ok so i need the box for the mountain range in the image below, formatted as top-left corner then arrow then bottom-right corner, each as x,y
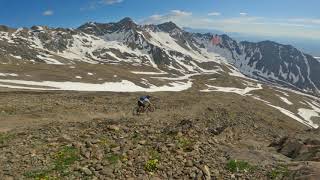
0,17 -> 319,96
1,17 -> 320,179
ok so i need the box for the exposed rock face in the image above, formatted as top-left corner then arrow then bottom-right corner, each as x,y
271,137 -> 320,161
288,162 -> 320,180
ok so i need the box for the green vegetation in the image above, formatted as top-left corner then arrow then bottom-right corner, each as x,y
226,159 -> 255,173
0,108 -> 17,115
268,164 -> 289,179
145,159 -> 159,172
132,132 -> 141,139
23,169 -> 56,180
106,153 -> 121,164
144,148 -> 161,173
0,133 -> 15,144
99,137 -> 109,145
53,146 -> 79,174
131,132 -> 143,145
25,146 -> 79,178
176,137 -> 193,152
99,136 -> 118,150
149,149 -> 161,161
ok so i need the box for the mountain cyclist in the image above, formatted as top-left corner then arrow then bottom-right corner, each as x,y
138,95 -> 152,112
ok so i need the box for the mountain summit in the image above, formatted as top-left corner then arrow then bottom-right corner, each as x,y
157,21 -> 181,32
116,17 -> 137,29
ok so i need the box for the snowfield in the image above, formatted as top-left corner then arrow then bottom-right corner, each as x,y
298,101 -> 320,126
200,84 -> 263,96
0,79 -> 192,92
298,108 -> 319,126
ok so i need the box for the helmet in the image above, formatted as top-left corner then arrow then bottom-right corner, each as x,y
146,95 -> 151,99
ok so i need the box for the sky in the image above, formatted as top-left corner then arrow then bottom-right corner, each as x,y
0,0 -> 320,41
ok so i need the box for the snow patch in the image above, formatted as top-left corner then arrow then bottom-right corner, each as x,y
298,109 -> 319,126
131,71 -> 168,75
298,101 -> 320,127
10,54 -> 22,59
0,73 -> 18,77
0,79 -> 192,92
37,55 -> 63,65
252,96 -> 318,128
277,95 -> 293,105
201,83 -> 262,96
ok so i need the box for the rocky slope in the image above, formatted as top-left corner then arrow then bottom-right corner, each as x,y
0,18 -> 319,94
0,91 -> 320,179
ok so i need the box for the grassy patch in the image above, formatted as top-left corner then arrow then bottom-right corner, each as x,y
109,143 -> 118,149
226,160 -> 255,173
145,159 -> 159,172
0,108 -> 17,115
149,149 -> 161,161
176,137 -> 193,152
106,153 -> 121,164
131,132 -> 143,144
99,136 -> 118,149
268,164 -> 289,180
24,146 -> 79,178
23,169 -> 56,180
132,132 -> 141,139
0,133 -> 15,144
99,137 -> 110,146
53,146 -> 79,175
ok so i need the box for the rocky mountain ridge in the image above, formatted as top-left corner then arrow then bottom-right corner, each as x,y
0,17 -> 319,95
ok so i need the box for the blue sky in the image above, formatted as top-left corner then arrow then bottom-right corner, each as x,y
0,0 -> 319,40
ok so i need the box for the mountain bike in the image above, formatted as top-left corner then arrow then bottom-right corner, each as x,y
132,103 -> 155,115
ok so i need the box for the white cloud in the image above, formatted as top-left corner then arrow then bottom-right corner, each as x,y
219,16 -> 263,24
43,10 -> 53,16
239,12 -> 248,16
208,12 -> 221,16
143,10 -> 192,24
170,10 -> 192,17
141,10 -> 320,40
288,18 -> 320,25
100,0 -> 123,5
147,13 -> 320,40
81,0 -> 123,10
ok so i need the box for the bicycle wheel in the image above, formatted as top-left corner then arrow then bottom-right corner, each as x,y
132,106 -> 139,116
146,105 -> 155,114
148,105 -> 155,112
